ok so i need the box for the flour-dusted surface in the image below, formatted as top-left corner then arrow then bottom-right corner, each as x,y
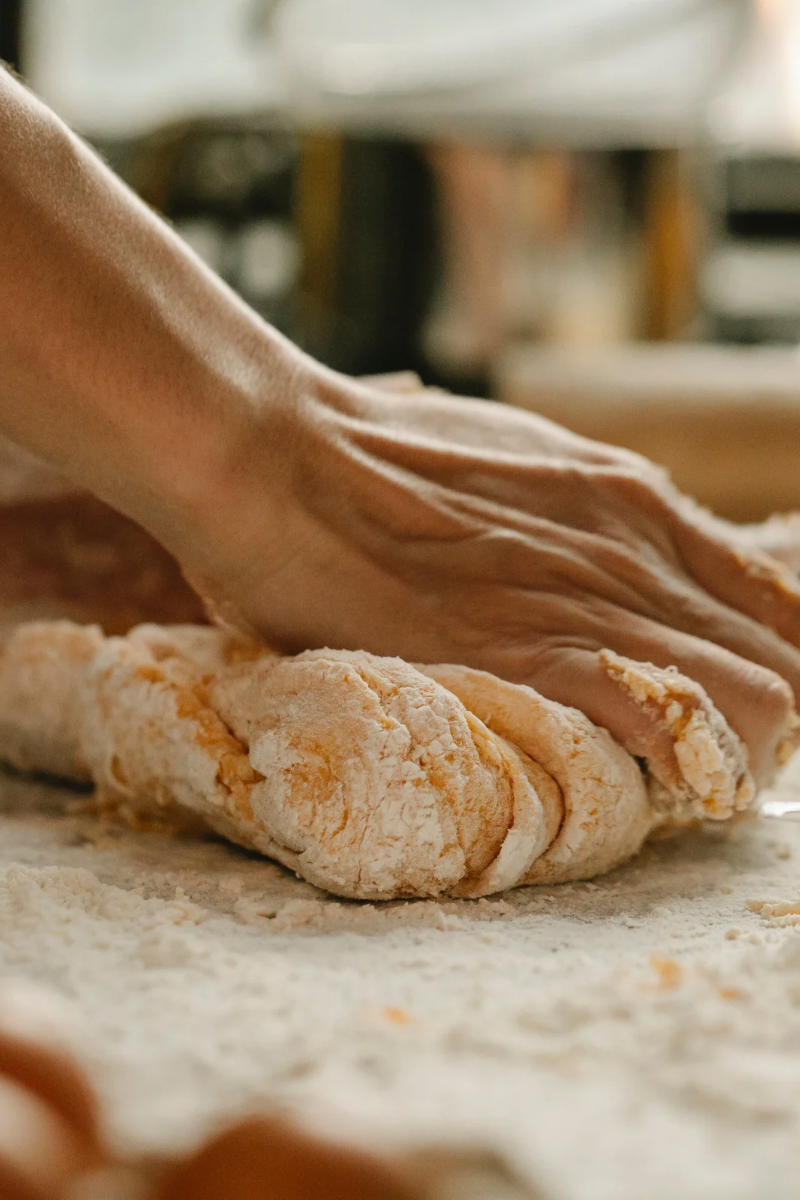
5,762 -> 800,1198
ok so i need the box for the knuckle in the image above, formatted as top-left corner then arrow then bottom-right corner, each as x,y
737,660 -> 793,714
762,671 -> 795,716
595,465 -> 672,514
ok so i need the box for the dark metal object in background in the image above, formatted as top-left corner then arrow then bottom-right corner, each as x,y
336,139 -> 437,380
95,121 -> 440,379
0,0 -> 23,72
703,153 -> 800,344
297,137 -> 438,379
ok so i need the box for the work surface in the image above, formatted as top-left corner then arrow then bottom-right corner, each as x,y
4,762 -> 800,1200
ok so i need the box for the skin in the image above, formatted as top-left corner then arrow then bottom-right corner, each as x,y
2,68 -> 800,789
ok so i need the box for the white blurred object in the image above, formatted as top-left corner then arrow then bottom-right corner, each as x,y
710,0 -> 800,149
174,218 -> 228,276
701,6 -> 800,338
236,218 -> 301,298
273,0 -> 748,144
24,0 -> 800,149
761,797 -> 800,819
702,243 -> 800,317
24,0 -> 287,137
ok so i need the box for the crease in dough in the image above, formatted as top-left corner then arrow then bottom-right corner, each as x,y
420,664 -> 653,886
205,648 -> 554,899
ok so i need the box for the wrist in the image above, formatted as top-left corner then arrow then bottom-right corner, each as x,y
142,337 -> 317,575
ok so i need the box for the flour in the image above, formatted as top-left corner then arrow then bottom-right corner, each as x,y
747,889 -> 800,925
4,761 -> 800,1198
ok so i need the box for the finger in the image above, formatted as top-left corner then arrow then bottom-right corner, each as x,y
409,483 -> 800,695
669,493 -> 800,573
726,512 -> 800,574
517,643 -> 679,765
669,508 -> 800,650
586,609 -> 798,784
513,642 -> 755,820
562,496 -> 800,722
359,371 -> 425,394
472,583 -> 798,784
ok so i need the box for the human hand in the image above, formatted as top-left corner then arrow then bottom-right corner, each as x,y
176,365 -> 800,790
6,63 -> 795,793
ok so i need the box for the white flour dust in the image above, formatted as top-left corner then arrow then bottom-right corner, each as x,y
4,758 -> 800,1198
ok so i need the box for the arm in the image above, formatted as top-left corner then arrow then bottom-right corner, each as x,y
0,67 -> 305,551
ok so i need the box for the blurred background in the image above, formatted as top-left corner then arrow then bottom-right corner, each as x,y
5,0 -> 800,522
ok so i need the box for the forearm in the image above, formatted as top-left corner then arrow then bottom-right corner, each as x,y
0,69 -> 307,549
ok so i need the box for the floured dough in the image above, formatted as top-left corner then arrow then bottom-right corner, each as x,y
0,620 -> 103,780
0,620 -> 780,899
422,664 -> 654,886
599,650 -> 755,820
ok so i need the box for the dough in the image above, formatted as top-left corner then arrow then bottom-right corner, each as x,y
598,650 -> 755,821
0,620 -> 778,899
0,437 -> 205,635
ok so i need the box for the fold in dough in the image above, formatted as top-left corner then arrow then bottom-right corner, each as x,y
0,620 -> 768,899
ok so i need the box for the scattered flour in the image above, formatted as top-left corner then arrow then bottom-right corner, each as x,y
6,760 -> 800,1198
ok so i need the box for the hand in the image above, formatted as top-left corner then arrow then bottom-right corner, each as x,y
172,365 -> 800,789
3,66 -> 797,790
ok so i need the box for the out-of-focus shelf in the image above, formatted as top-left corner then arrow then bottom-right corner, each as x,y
493,342 -> 800,521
